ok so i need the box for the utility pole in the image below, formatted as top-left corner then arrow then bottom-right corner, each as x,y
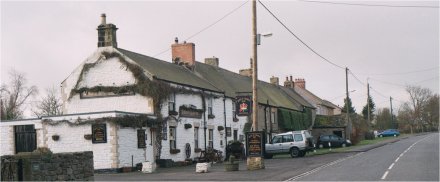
346,67 -> 351,140
367,81 -> 370,128
252,0 -> 258,132
390,97 -> 394,129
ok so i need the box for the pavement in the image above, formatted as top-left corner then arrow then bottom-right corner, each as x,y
94,133 -> 434,181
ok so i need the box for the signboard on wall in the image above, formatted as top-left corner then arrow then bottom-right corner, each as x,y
236,96 -> 252,116
245,131 -> 265,157
92,124 -> 107,143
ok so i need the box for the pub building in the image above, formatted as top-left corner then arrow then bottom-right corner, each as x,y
1,14 -> 322,171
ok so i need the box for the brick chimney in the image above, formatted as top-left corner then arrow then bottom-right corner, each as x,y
294,78 -> 306,89
239,58 -> 253,77
284,76 -> 294,88
172,38 -> 195,67
270,76 -> 279,85
97,14 -> 118,48
204,57 -> 219,67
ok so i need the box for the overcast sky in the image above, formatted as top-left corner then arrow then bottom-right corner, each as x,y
1,0 -> 438,118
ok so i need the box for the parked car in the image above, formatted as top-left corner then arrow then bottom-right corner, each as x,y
264,130 -> 314,159
378,129 -> 400,137
316,134 -> 351,148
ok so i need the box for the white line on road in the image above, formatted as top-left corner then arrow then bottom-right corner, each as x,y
284,152 -> 364,181
380,134 -> 434,180
388,163 -> 395,170
381,171 -> 389,180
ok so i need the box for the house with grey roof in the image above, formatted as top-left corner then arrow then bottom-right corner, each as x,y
1,14 -> 316,171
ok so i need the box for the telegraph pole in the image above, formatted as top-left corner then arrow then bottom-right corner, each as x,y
367,81 -> 370,127
251,0 -> 258,132
346,67 -> 351,140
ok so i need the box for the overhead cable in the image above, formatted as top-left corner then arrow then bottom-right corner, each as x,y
153,1 -> 249,58
258,0 -> 345,70
297,0 -> 439,9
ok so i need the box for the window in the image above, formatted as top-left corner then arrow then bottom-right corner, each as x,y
194,127 -> 199,149
208,97 -> 213,115
168,93 -> 175,112
283,135 -> 294,142
208,129 -> 214,149
271,111 -> 275,124
137,129 -> 146,148
233,129 -> 238,141
169,127 -> 176,149
272,136 -> 282,143
232,101 -> 236,119
294,134 -> 303,142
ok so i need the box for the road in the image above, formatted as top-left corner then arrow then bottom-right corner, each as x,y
292,133 -> 439,181
94,133 -> 439,181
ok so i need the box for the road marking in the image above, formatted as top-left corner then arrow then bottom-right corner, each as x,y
388,163 -> 395,170
284,152 -> 364,181
381,171 -> 389,180
380,134 -> 434,180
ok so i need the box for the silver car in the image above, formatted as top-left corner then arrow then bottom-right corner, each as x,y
264,130 -> 314,158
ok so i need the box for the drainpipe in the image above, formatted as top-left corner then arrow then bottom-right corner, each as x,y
202,91 -> 207,151
223,93 -> 227,150
264,100 -> 268,143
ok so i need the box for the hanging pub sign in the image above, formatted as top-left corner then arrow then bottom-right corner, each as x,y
245,131 -> 265,157
236,95 -> 252,116
92,124 -> 107,144
137,129 -> 146,148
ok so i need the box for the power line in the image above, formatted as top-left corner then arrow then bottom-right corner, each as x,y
258,0 -> 345,70
348,69 -> 367,86
357,66 -> 439,76
153,0 -> 249,58
297,0 -> 439,9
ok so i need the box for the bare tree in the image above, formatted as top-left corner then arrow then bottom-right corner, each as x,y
32,87 -> 63,117
376,108 -> 392,130
423,94 -> 439,131
0,69 -> 38,120
405,85 -> 432,133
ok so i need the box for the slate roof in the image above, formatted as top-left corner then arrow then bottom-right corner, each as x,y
117,48 -> 220,92
117,48 -> 312,111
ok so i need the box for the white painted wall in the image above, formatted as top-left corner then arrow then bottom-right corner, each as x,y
117,127 -> 152,168
0,120 -> 43,156
62,48 -> 153,115
45,122 -> 115,169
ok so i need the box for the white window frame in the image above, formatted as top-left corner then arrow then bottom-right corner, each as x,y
208,129 -> 214,149
168,93 -> 176,112
194,127 -> 199,149
169,127 -> 176,149
208,97 -> 213,115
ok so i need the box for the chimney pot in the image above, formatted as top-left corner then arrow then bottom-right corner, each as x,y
101,13 -> 106,25
175,37 -> 178,43
290,76 -> 293,81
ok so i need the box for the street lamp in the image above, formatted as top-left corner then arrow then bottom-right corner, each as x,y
257,32 -> 273,45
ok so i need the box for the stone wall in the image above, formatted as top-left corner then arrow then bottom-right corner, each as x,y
1,151 -> 94,181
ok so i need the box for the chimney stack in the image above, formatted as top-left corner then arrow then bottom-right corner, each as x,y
204,57 -> 219,67
171,38 -> 196,68
270,76 -> 279,85
284,76 -> 294,88
294,78 -> 306,89
97,13 -> 118,48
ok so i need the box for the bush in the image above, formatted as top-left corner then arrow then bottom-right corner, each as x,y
365,131 -> 375,140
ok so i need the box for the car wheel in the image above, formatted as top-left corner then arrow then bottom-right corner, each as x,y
379,135 -> 383,138
319,144 -> 324,149
394,134 -> 397,137
342,143 -> 347,148
290,148 -> 300,158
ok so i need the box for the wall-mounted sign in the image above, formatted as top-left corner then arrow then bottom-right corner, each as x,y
92,124 -> 107,143
246,131 -> 265,157
179,107 -> 203,119
137,129 -> 146,148
236,96 -> 252,116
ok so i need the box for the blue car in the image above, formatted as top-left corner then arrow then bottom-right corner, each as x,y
378,129 -> 400,137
